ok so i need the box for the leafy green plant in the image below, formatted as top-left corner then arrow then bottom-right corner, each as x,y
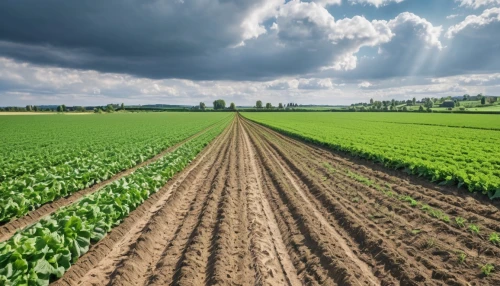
489,232 -> 500,245
469,224 -> 480,235
242,112 -> 500,198
481,264 -> 494,277
400,195 -> 418,207
0,118 -> 230,284
421,204 -> 431,212
0,113 -> 233,223
457,252 -> 467,264
322,162 -> 336,174
441,215 -> 450,223
455,217 -> 466,228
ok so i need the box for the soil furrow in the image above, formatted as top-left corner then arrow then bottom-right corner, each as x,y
242,116 -> 500,285
50,114 -> 500,286
239,119 -> 301,286
244,119 -> 382,286
52,119 -> 235,286
146,121 -> 237,286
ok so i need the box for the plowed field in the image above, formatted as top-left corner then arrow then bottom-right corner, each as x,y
41,114 -> 500,285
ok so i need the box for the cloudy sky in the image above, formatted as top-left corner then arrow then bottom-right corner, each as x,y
1,0 -> 499,106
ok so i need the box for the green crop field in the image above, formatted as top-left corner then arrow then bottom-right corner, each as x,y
242,112 -> 500,197
0,113 -> 232,223
0,113 -> 232,284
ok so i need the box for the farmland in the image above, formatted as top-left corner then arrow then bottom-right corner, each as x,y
1,112 -> 500,285
243,112 -> 500,197
0,113 -> 232,223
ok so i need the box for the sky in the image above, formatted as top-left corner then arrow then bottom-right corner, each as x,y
0,0 -> 500,107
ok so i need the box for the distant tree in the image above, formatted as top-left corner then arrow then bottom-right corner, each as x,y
424,98 -> 434,109
256,100 -> 263,109
94,107 -> 103,113
265,103 -> 273,109
121,103 -> 125,110
412,97 -> 416,105
455,100 -> 460,107
481,97 -> 486,105
419,105 -> 424,112
488,97 -> 496,104
213,99 -> 226,110
62,105 -> 67,112
199,102 -> 206,111
105,104 -> 115,113
57,105 -> 64,112
33,106 -> 39,112
229,102 -> 236,110
26,105 -> 32,112
463,94 -> 469,101
278,103 -> 283,109
402,106 -> 408,111
77,106 -> 86,112
370,98 -> 374,105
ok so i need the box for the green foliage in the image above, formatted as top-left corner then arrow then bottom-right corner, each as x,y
455,217 -> 466,228
256,100 -> 263,109
229,102 -> 236,110
105,104 -> 115,113
481,264 -> 494,276
0,113 -> 232,222
469,224 -> 480,235
213,99 -> 226,110
242,112 -> 500,198
0,116 -> 231,284
457,252 -> 467,264
489,232 -> 500,245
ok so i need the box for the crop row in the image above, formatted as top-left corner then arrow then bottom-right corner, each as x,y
0,113 -> 232,223
0,116 -> 231,285
242,113 -> 500,198
0,113 -> 230,182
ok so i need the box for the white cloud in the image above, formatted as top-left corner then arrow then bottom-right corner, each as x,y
358,81 -> 372,88
388,12 -> 442,50
240,0 -> 283,41
349,0 -> 404,8
276,1 -> 393,72
310,0 -> 342,7
458,0 -> 500,9
446,7 -> 500,38
446,14 -> 461,19
298,78 -> 335,89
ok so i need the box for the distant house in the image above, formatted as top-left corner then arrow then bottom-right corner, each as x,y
440,100 -> 455,108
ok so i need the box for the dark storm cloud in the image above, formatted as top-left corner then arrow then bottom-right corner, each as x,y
0,0 -> 395,81
0,0 -> 272,80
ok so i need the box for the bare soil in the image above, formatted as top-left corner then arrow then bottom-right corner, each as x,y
50,115 -> 500,285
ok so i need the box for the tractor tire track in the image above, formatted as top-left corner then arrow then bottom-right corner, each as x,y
52,114 -> 500,286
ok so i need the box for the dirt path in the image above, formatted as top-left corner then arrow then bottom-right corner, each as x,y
52,114 -> 500,286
